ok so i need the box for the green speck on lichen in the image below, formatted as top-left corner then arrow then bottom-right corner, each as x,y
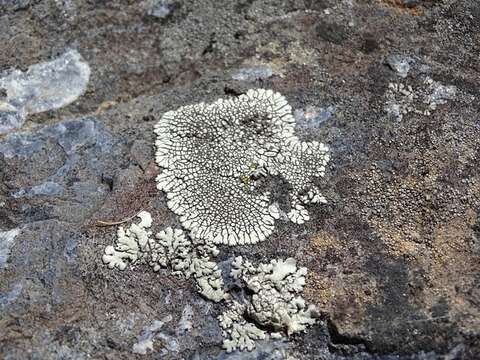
240,175 -> 250,190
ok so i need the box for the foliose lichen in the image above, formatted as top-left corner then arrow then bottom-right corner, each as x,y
384,77 -> 457,121
103,211 -> 153,271
218,301 -> 266,352
219,256 -> 317,352
102,212 -> 226,302
149,227 -> 226,302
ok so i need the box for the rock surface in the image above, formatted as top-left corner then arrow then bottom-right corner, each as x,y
0,0 -> 479,359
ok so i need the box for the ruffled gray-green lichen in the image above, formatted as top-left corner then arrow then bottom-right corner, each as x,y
219,256 -> 317,352
102,215 -> 318,352
149,227 -> 226,302
154,89 -> 330,245
103,211 -> 153,271
102,212 -> 226,302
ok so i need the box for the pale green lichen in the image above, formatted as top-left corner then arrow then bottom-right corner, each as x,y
154,88 -> 330,245
219,256 -> 317,352
102,213 -> 226,302
218,301 -> 266,352
102,211 -> 153,271
103,89 -> 327,353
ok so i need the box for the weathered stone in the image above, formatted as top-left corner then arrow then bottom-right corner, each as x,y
0,0 -> 479,359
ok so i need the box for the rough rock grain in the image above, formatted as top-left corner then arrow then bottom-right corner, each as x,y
0,0 -> 479,359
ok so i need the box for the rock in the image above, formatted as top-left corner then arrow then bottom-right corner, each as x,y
0,107 -> 24,135
0,0 -> 32,11
386,54 -> 413,78
401,0 -> 419,7
0,0 -> 479,359
294,105 -> 335,129
130,139 -> 153,171
143,0 -> 177,19
0,116 -> 126,223
176,304 -> 194,336
193,340 -> 290,360
231,65 -> 273,82
0,228 -> 21,269
132,316 -> 172,355
0,50 -> 90,134
0,283 -> 23,310
315,21 -> 349,45
13,181 -> 64,198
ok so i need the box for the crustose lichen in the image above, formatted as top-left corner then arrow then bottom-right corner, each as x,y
154,88 -> 330,245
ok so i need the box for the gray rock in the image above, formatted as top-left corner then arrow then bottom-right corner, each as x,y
401,0 -> 419,7
130,139 -> 153,170
0,116 -> 125,224
176,304 -> 194,336
0,50 -> 90,134
0,107 -> 24,134
294,105 -> 335,129
13,181 -> 64,198
132,315 -> 173,355
0,0 -> 32,11
0,283 -> 22,310
0,0 -> 479,358
386,54 -> 414,78
231,65 -> 273,82
194,340 -> 289,360
0,228 -> 20,269
144,0 -> 176,19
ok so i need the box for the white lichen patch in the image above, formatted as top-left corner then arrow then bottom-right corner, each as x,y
102,211 -> 153,271
384,77 -> 457,121
154,89 -> 330,245
102,214 -> 226,302
149,227 -> 226,302
219,256 -> 317,352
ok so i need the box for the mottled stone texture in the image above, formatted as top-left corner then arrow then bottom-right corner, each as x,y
0,0 -> 479,359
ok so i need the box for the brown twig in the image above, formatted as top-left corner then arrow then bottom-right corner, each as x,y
95,210 -> 144,227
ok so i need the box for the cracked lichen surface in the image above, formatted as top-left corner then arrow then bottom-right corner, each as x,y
154,88 -> 329,245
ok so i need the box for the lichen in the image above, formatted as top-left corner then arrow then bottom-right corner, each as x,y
103,89 -> 328,353
384,77 -> 457,120
148,226 -> 226,302
219,256 -> 318,352
102,214 -> 226,302
218,301 -> 266,352
102,211 -> 153,271
154,89 -> 329,245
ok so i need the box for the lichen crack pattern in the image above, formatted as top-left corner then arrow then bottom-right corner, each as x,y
154,89 -> 329,245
